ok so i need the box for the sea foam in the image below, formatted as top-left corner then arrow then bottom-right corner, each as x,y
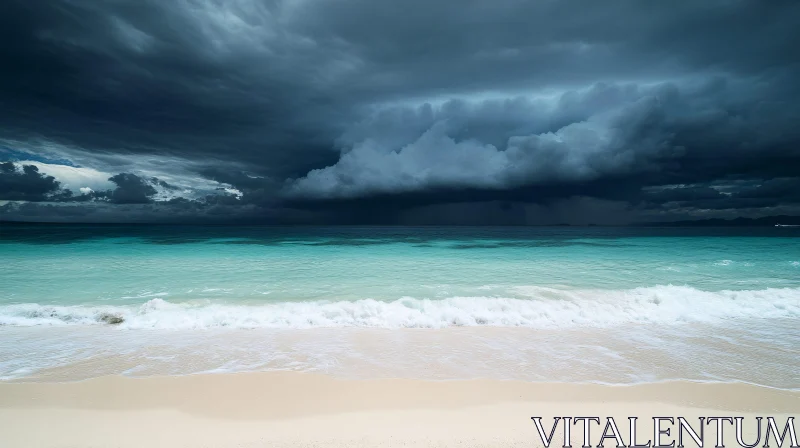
1,285 -> 798,329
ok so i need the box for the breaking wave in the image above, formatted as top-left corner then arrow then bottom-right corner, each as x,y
1,285 -> 798,329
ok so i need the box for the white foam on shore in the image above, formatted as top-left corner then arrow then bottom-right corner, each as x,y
1,285 -> 798,329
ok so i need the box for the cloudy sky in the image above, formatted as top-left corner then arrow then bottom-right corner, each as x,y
1,0 -> 799,224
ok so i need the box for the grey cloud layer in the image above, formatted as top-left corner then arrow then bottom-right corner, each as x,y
288,78 -> 800,199
1,0 -> 799,223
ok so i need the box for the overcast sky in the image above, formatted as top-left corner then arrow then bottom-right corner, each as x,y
1,0 -> 799,224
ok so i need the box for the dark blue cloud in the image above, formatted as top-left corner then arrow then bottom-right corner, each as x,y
1,0 -> 799,223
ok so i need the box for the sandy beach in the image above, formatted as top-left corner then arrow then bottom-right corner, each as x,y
2,0 -> 800,445
1,373 -> 797,448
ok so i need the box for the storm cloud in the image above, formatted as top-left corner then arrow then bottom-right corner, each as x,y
1,0 -> 799,224
0,162 -> 62,201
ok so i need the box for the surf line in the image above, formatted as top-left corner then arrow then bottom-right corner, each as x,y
531,417 -> 799,448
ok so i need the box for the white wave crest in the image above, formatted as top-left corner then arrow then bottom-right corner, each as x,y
1,285 -> 798,329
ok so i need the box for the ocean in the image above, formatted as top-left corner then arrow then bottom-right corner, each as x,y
1,225 -> 798,387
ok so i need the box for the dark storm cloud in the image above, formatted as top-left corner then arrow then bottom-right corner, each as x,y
1,0 -> 799,223
0,0 -> 351,177
640,178 -> 800,212
0,162 -> 62,201
286,78 -> 800,199
106,173 -> 158,204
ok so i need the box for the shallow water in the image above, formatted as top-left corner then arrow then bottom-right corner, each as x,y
1,225 -> 799,386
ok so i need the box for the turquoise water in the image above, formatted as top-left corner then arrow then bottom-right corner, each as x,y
2,226 -> 799,306
1,225 -> 799,384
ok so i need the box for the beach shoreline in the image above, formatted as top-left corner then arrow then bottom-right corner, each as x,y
1,373 -> 797,448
